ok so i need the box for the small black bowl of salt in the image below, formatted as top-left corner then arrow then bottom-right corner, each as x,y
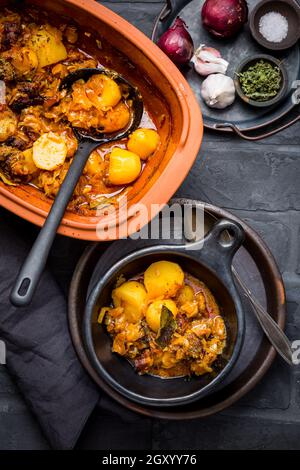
250,0 -> 300,51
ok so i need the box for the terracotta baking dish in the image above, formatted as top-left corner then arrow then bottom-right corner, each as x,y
0,0 -> 202,240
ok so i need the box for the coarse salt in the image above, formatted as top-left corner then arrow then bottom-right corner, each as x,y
259,11 -> 289,43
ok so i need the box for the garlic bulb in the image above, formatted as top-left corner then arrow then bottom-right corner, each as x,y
191,45 -> 229,76
201,73 -> 235,109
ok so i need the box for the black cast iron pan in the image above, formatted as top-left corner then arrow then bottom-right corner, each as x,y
83,218 -> 245,407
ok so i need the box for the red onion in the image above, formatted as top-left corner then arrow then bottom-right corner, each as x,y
202,0 -> 248,39
157,17 -> 194,66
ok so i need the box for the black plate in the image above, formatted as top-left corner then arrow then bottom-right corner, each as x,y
68,199 -> 286,418
152,0 -> 300,139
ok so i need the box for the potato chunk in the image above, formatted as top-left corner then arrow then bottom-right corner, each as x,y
11,47 -> 38,76
84,151 -> 104,176
144,261 -> 184,299
161,351 -> 177,369
32,132 -> 67,170
146,299 -> 177,333
20,148 -> 38,175
0,109 -> 17,142
85,75 -> 122,111
112,281 -> 147,323
127,128 -> 160,160
177,285 -> 195,305
99,101 -> 130,133
29,26 -> 67,68
108,148 -> 141,185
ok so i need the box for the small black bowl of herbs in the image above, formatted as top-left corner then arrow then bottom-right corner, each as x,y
234,54 -> 288,108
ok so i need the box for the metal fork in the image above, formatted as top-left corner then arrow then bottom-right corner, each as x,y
232,265 -> 293,365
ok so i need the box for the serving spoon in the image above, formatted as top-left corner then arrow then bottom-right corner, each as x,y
10,68 -> 143,307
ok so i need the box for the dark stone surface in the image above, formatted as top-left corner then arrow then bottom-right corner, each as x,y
101,0 -> 163,37
77,408 -> 152,450
152,417 -> 300,450
238,217 -> 291,272
0,0 -> 300,450
176,144 -> 300,212
236,359 -> 291,411
0,367 -> 49,450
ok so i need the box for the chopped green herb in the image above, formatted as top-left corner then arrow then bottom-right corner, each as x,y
238,60 -> 282,102
156,305 -> 177,349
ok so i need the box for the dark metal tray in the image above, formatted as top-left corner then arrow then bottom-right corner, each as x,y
68,199 -> 286,419
151,0 -> 300,140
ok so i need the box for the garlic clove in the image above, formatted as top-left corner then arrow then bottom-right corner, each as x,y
193,60 -> 228,75
195,44 -> 221,59
192,44 -> 229,76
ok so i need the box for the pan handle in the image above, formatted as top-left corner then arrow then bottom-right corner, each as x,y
159,0 -> 193,21
159,219 -> 245,271
214,88 -> 300,141
158,219 -> 245,299
215,110 -> 300,141
190,219 -> 245,267
10,140 -> 99,307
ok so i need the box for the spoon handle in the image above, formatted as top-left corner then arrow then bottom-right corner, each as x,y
232,266 -> 294,365
10,140 -> 98,307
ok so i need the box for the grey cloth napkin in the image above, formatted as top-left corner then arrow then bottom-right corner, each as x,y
0,210 -> 99,449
